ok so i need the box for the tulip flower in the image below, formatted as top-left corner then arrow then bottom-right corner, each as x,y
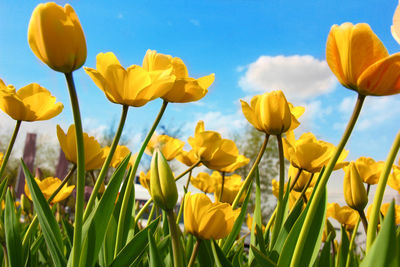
146,134 -> 185,161
289,165 -> 317,192
326,22 -> 400,96
283,132 -> 348,173
184,193 -> 240,240
142,50 -> 215,103
150,150 -> 178,211
57,125 -> 106,170
327,203 -> 359,229
85,52 -> 174,107
176,149 -> 200,167
190,172 -> 220,193
353,157 -> 384,185
343,162 -> 368,212
188,121 -> 248,172
24,177 -> 75,204
367,203 -> 400,225
0,80 -> 63,121
103,145 -> 137,168
246,214 -> 265,232
388,165 -> 400,194
139,171 -> 151,190
214,174 -> 245,204
28,3 -> 86,73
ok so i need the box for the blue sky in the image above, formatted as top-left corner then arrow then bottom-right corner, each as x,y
0,1 -> 400,201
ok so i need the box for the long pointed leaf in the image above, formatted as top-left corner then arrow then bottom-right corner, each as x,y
148,230 -> 165,267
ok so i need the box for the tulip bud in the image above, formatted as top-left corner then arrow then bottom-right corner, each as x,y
343,162 -> 368,212
20,194 -> 31,214
28,3 -> 87,73
150,149 -> 178,210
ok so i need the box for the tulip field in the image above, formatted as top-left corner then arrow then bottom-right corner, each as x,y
0,2 -> 400,267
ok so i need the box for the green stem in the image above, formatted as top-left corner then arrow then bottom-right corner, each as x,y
289,168 -> 303,192
184,170 -> 192,192
175,161 -> 201,182
218,172 -> 225,201
271,134 -> 285,247
114,100 -> 168,256
187,239 -> 201,267
147,203 -> 157,226
290,93 -> 365,267
210,240 -> 223,267
345,218 -> 361,267
84,105 -> 128,221
232,133 -> 269,209
22,164 -> 76,247
366,130 -> 400,251
249,167 -> 261,263
2,244 -> 8,267
65,72 -> 85,266
358,210 -> 368,235
0,120 -> 21,180
167,209 -> 184,267
134,199 -> 154,226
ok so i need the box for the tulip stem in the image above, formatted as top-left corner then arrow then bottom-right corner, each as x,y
134,198 -> 153,225
0,120 -> 21,180
346,218 -> 361,267
271,134 -> 285,247
167,209 -> 184,267
219,172 -> 226,201
232,134 -> 269,209
84,104 -> 129,221
65,72 -> 85,266
289,168 -> 303,192
358,210 -> 368,235
22,164 -> 77,248
292,173 -> 314,211
115,100 -> 168,256
147,203 -> 157,226
366,130 -> 400,251
184,170 -> 193,192
290,93 -> 365,267
188,239 -> 202,267
175,160 -> 201,182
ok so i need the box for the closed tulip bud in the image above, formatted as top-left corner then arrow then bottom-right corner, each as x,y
343,162 -> 368,212
150,149 -> 178,210
20,194 -> 31,214
28,3 -> 87,73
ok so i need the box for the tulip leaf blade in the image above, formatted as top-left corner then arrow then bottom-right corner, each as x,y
337,225 -> 350,267
148,230 -> 165,267
251,245 -> 277,267
79,154 -> 131,267
21,160 -> 66,267
4,188 -> 24,267
197,239 -> 214,267
109,217 -> 160,267
360,201 -> 398,267
222,184 -> 252,254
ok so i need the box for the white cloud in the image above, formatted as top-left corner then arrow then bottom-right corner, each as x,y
238,55 -> 337,102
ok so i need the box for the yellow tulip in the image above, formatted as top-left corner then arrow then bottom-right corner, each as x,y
176,149 -> 200,167
146,134 -> 185,161
283,132 -> 348,173
188,121 -> 248,172
367,203 -> 400,225
0,80 -> 63,121
388,165 -> 400,194
246,214 -> 265,233
150,150 -> 178,210
190,172 -> 220,193
288,102 -> 305,131
327,203 -> 359,229
57,125 -> 106,170
241,90 -> 299,135
326,22 -> 400,96
184,193 -> 240,240
353,157 -> 383,185
84,52 -> 173,107
28,3 -> 86,73
214,174 -> 245,204
139,171 -> 151,190
103,145 -> 137,168
272,179 -> 285,199
143,50 -> 215,103
289,165 -> 317,192
0,153 -> 3,166
24,177 -> 75,204
343,162 -> 368,212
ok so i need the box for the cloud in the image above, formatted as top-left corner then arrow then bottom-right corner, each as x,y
189,19 -> 200,27
238,55 -> 337,102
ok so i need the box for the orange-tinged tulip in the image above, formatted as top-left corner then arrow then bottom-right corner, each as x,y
143,50 -> 215,103
28,3 -> 86,73
0,80 -> 63,121
327,203 -> 359,229
343,162 -> 368,212
392,2 -> 400,44
190,172 -> 220,193
184,193 -> 240,240
326,22 -> 400,96
103,145 -> 137,168
57,125 -> 106,170
353,157 -> 384,185
188,121 -> 248,172
283,132 -> 348,173
85,52 -> 173,107
146,134 -> 185,161
24,177 -> 75,204
214,174 -> 245,204
241,90 -> 294,135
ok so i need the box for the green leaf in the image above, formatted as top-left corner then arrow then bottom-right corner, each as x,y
270,179 -> 291,248
198,239 -> 214,267
21,160 -> 66,266
148,230 -> 165,267
251,245 -> 277,267
278,187 -> 327,267
212,240 -> 233,267
314,233 -> 333,267
109,217 -> 160,267
222,185 -> 252,254
361,201 -> 399,267
4,189 -> 23,267
79,154 -> 131,267
337,225 -> 350,267
249,167 -> 262,264
0,177 -> 8,202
